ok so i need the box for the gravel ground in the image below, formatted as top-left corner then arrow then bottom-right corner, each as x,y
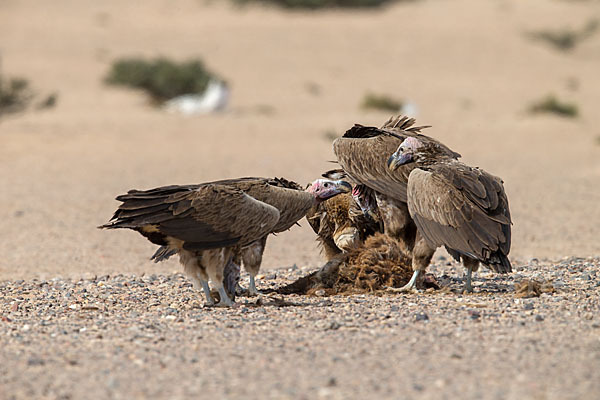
1,257 -> 599,400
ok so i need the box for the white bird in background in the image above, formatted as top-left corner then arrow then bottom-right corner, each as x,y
165,80 -> 229,115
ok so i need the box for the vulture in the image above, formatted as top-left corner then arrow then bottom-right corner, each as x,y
99,177 -> 351,306
306,169 -> 382,261
333,115 -> 461,291
388,136 -> 512,292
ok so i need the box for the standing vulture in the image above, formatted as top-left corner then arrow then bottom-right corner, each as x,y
99,177 -> 351,306
333,115 -> 461,291
388,136 -> 512,292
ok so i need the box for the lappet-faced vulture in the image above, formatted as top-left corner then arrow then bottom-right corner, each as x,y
333,115 -> 461,291
99,177 -> 351,306
306,169 -> 381,261
388,136 -> 512,292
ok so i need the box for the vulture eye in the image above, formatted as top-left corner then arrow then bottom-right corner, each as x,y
324,182 -> 331,187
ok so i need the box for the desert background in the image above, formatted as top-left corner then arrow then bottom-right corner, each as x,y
1,0 -> 599,399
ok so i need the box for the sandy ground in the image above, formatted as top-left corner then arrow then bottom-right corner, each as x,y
1,258 -> 599,399
1,0 -> 600,399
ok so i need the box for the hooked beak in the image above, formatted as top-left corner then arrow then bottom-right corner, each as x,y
387,152 -> 413,170
336,180 -> 352,194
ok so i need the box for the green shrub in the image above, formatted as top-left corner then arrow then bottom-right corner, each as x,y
0,75 -> 33,117
233,0 -> 398,9
105,57 -> 219,102
361,93 -> 403,113
528,19 -> 598,51
528,95 -> 578,118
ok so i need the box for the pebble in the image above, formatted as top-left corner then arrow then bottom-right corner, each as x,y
415,313 -> 429,321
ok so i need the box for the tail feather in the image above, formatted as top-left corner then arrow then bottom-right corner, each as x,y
150,246 -> 177,263
487,251 -> 512,273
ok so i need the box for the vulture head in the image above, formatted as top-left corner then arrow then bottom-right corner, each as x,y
307,179 -> 352,202
351,184 -> 379,222
387,137 -> 425,170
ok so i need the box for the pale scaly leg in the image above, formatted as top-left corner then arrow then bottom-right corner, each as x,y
388,269 -> 420,293
464,265 -> 474,293
248,275 -> 258,296
200,279 -> 215,306
215,283 -> 234,307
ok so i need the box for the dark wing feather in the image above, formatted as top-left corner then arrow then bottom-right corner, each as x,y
100,184 -> 280,250
406,164 -> 511,272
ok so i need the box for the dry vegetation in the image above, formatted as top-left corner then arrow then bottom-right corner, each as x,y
105,57 -> 221,103
528,19 -> 599,51
361,92 -> 404,112
528,94 -> 579,118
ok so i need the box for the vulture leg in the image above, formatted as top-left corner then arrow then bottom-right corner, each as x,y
241,237 -> 268,296
203,247 -> 235,307
463,257 -> 480,293
180,249 -> 215,306
248,275 -> 258,296
200,279 -> 214,306
375,194 -> 416,255
387,231 -> 433,293
397,269 -> 420,292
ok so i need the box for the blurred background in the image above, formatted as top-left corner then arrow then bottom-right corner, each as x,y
1,0 -> 599,280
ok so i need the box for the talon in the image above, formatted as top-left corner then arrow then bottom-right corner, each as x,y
388,270 -> 421,293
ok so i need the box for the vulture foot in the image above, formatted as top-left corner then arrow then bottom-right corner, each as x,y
215,285 -> 234,307
248,275 -> 259,296
387,270 -> 420,293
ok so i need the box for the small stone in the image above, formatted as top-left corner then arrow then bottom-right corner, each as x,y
314,289 -> 326,297
553,280 -> 565,289
327,321 -> 341,330
535,315 -> 544,322
468,310 -> 481,320
27,357 -> 45,366
415,312 -> 429,322
523,302 -> 534,310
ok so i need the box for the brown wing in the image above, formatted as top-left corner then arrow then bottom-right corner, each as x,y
240,180 -> 314,233
333,118 -> 460,202
188,176 -> 311,233
406,163 -> 511,272
100,184 -> 280,251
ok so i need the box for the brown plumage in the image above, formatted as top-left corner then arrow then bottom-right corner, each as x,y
99,177 -> 351,306
388,136 -> 512,291
333,115 -> 461,290
278,233 -> 413,295
305,192 -> 381,261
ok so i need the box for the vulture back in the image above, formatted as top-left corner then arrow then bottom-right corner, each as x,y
333,116 -> 460,202
100,183 -> 281,251
406,160 -> 512,272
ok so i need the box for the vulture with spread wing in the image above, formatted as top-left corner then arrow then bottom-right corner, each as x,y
306,169 -> 381,260
99,177 -> 351,306
333,115 -> 461,291
388,136 -> 512,291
